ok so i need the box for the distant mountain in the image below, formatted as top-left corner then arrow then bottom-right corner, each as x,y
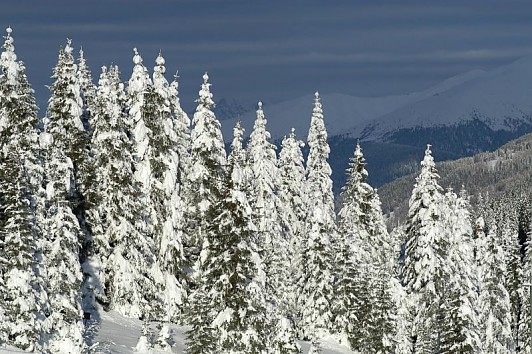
378,132 -> 532,227
213,98 -> 253,121
218,57 -> 532,189
352,57 -> 532,141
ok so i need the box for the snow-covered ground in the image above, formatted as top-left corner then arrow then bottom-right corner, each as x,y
82,309 -> 351,354
0,309 -> 352,353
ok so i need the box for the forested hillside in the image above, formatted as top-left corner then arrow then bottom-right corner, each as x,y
379,132 -> 532,227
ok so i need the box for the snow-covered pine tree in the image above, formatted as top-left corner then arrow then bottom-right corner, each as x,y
45,38 -> 91,262
126,47 -> 155,230
367,191 -> 399,352
0,27 -> 42,178
124,48 -> 174,323
186,121 -> 269,354
86,65 -> 155,319
40,130 -> 85,352
476,218 -> 514,353
437,190 -> 479,353
246,102 -> 301,351
335,142 -> 396,352
184,72 -> 226,278
298,92 -> 336,340
401,144 -> 446,353
0,26 -> 46,350
76,47 -> 96,134
0,155 -> 42,351
277,128 -> 306,329
247,102 -> 283,300
150,51 -> 187,325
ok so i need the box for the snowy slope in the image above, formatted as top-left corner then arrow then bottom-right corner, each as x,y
84,309 -> 352,354
220,69 -> 486,142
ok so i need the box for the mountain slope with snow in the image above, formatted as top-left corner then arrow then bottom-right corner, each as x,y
353,56 -> 532,141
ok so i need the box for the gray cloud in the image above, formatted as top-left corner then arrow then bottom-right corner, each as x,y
2,0 -> 532,113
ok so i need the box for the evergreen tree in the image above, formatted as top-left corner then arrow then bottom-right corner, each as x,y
88,65 -> 154,319
277,128 -> 306,329
126,47 -> 155,230
438,190 -> 479,353
336,143 -> 396,352
0,26 -> 45,244
186,123 -> 269,353
298,92 -> 336,340
402,144 -> 445,353
0,26 -> 45,351
45,39 -> 91,265
247,102 -> 283,302
150,51 -> 187,324
476,218 -> 514,353
40,131 -> 85,352
184,72 -> 226,277
47,40 -> 90,179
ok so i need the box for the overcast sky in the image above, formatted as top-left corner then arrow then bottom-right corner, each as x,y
3,0 -> 532,112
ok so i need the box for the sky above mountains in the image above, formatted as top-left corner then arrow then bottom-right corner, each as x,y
3,0 -> 532,112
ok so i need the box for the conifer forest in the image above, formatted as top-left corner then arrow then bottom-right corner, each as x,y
1,27 -> 532,354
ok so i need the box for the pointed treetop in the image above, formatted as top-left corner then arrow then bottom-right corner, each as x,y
355,141 -> 363,159
98,65 -> 109,88
154,51 -> 166,77
2,26 -> 15,57
234,120 -> 243,133
231,121 -> 245,150
78,47 -> 89,72
196,72 -> 214,109
286,127 -> 304,148
65,38 -> 73,55
229,121 -> 246,179
156,50 -> 165,65
1,26 -> 20,84
312,91 -> 323,118
255,101 -> 267,125
421,144 -> 435,169
132,47 -> 142,65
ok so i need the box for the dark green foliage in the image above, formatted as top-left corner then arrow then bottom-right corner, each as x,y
186,144 -> 268,353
